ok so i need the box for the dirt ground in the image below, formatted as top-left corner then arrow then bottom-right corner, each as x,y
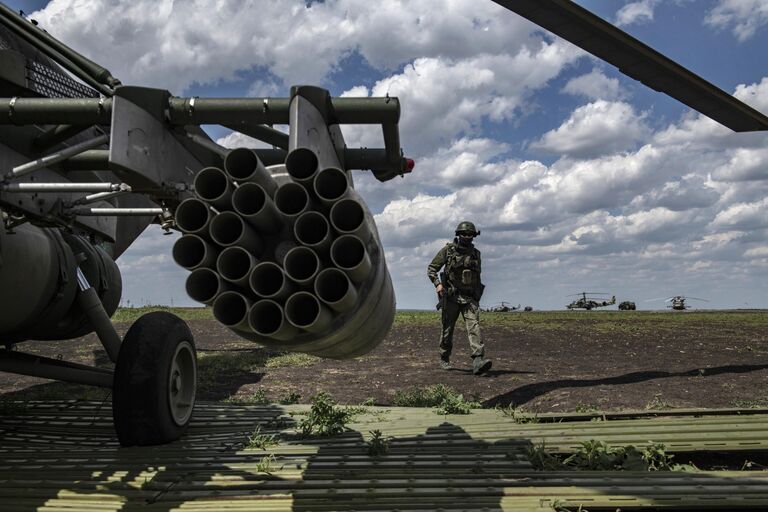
2,310 -> 768,413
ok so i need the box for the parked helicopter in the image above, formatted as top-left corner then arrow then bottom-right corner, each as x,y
1,0 -> 767,446
0,3 -> 412,446
648,296 -> 709,311
486,302 -> 521,312
566,292 -> 616,311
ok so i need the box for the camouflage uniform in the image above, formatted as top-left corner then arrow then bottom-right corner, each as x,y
427,235 -> 487,367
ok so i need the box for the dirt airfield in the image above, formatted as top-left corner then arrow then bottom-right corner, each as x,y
2,309 -> 768,413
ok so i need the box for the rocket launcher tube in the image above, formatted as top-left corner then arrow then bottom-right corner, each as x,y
274,182 -> 311,224
330,197 -> 371,242
213,291 -> 253,332
172,234 -> 219,270
175,198 -> 214,239
285,147 -> 319,187
313,167 -> 349,207
330,234 -> 371,285
232,183 -> 282,234
194,167 -> 233,211
209,211 -> 264,255
249,262 -> 295,301
283,246 -> 321,289
224,148 -> 278,197
315,267 -> 358,313
294,211 -> 331,255
216,246 -> 257,288
186,268 -> 231,306
249,299 -> 302,341
285,291 -> 333,334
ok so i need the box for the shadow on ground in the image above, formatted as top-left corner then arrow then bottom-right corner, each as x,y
484,363 -> 768,407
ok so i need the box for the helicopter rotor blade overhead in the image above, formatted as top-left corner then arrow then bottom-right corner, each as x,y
491,0 -> 768,133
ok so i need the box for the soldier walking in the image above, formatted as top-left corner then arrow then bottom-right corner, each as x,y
427,221 -> 492,375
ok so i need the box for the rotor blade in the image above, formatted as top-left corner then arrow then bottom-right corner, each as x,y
492,0 -> 768,132
644,297 -> 668,302
687,297 -> 709,302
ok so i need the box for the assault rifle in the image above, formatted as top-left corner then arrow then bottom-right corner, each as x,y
436,272 -> 454,311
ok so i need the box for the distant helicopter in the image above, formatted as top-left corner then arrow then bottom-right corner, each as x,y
648,296 -> 709,310
566,292 -> 616,311
486,302 -> 521,312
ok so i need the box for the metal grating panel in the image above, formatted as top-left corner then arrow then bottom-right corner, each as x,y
26,59 -> 98,99
0,401 -> 767,510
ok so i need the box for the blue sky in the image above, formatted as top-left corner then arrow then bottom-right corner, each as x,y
21,0 -> 768,310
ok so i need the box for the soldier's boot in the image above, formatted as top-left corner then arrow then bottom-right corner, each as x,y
472,357 -> 492,375
440,357 -> 452,370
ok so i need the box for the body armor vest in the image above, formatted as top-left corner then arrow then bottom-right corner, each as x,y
445,243 -> 481,296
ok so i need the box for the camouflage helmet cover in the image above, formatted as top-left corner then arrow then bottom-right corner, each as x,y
455,220 -> 480,236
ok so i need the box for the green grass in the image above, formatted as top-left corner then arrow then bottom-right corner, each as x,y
645,394 -> 672,410
225,389 -> 270,405
298,392 -> 352,437
113,307 -> 768,331
393,384 -> 480,414
265,352 -> 319,369
246,426 -> 280,449
392,311 -> 438,326
112,306 -> 212,323
393,310 -> 768,334
528,440 -> 679,472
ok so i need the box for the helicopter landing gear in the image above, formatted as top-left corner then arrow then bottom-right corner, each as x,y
113,312 -> 197,447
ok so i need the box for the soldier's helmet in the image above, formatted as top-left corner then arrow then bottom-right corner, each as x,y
455,221 -> 480,236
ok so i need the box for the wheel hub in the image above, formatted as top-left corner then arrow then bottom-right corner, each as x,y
171,371 -> 182,395
168,340 -> 196,426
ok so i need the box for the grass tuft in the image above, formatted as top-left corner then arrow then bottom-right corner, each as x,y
393,384 -> 479,415
528,440 -> 679,472
298,392 -> 351,437
246,426 -> 280,450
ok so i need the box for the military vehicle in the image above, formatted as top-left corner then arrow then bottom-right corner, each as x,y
566,292 -> 616,311
618,301 -> 637,311
1,0 -> 766,446
0,4 -> 412,446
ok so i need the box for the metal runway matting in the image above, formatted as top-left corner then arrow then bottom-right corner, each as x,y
1,401 -> 768,510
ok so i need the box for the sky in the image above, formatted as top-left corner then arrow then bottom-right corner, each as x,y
14,0 -> 768,310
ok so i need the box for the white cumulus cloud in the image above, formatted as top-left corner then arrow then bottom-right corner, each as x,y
531,100 -> 650,158
705,0 -> 768,42
615,0 -> 658,26
562,69 -> 624,101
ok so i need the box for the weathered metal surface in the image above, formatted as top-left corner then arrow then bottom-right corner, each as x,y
1,402 -> 768,510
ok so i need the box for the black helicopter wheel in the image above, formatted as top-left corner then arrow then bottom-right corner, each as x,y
113,312 -> 197,446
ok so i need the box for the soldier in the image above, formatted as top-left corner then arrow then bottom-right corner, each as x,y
427,221 -> 492,375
